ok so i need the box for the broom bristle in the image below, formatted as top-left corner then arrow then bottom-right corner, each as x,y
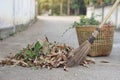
67,40 -> 91,67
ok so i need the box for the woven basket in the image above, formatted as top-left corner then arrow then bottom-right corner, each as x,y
76,25 -> 114,57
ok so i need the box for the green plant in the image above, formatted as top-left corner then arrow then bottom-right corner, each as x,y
84,0 -> 115,7
73,14 -> 100,27
62,14 -> 100,36
34,41 -> 42,56
9,32 -> 16,36
15,41 -> 43,60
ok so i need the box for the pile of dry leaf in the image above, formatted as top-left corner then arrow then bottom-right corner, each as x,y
0,37 -> 95,70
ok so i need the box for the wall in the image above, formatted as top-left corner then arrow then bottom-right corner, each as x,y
87,4 -> 120,29
0,0 -> 36,39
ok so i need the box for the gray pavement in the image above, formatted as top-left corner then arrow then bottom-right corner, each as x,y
0,16 -> 120,80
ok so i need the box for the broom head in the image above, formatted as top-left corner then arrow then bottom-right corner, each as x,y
67,40 -> 91,67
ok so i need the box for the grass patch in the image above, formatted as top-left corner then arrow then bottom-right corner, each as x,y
9,32 -> 16,36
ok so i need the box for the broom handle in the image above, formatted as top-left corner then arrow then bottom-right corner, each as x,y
89,0 -> 120,44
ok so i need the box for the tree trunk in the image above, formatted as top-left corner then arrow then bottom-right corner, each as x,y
67,0 -> 70,15
60,0 -> 63,15
52,0 -> 55,15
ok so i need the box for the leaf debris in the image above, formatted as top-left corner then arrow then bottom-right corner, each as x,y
0,37 -> 95,70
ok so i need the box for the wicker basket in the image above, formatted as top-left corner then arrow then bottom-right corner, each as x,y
76,25 -> 114,57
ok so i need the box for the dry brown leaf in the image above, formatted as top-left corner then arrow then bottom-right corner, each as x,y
47,66 -> 52,70
1,59 -> 14,65
63,66 -> 68,71
20,60 -> 29,67
81,63 -> 89,68
100,60 -> 110,63
61,54 -> 67,61
57,57 -> 62,62
85,57 -> 95,64
45,35 -> 49,42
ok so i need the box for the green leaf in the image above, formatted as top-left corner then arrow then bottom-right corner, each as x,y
15,50 -> 23,59
26,50 -> 37,59
34,41 -> 42,54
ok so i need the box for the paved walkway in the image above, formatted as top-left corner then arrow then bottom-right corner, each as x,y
0,16 -> 120,80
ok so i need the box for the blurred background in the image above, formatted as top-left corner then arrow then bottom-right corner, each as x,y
0,0 -> 119,39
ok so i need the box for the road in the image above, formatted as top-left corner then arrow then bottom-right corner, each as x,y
0,16 -> 120,80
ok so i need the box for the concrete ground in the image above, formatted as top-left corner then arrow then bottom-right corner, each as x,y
0,16 -> 120,80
